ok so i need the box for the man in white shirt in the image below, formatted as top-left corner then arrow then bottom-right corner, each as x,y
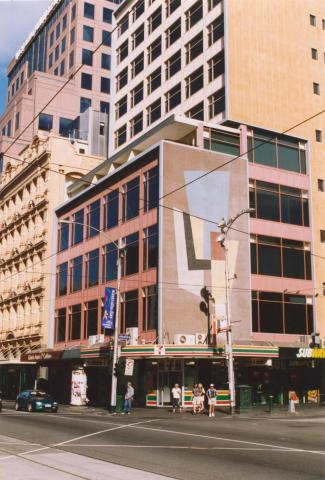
171,383 -> 182,413
123,382 -> 134,414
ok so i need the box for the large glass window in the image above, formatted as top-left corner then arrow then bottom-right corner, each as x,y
104,189 -> 119,229
38,113 -> 53,131
121,290 -> 138,330
56,308 -> 66,342
103,7 -> 113,23
58,218 -> 69,251
122,177 -> 139,221
80,97 -> 91,113
84,2 -> 95,19
204,127 -> 240,156
57,262 -> 68,296
82,48 -> 93,66
81,72 -> 92,90
144,166 -> 158,212
83,25 -> 94,42
101,53 -> 111,70
70,304 -> 81,340
70,256 -> 83,292
86,200 -> 100,237
123,232 -> 139,276
143,224 -> 158,270
143,285 -> 158,331
102,242 -> 118,281
85,249 -> 99,288
72,209 -> 84,245
85,300 -> 98,337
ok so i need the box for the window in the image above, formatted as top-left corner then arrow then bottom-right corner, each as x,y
103,7 -> 113,23
70,27 -> 75,44
56,23 -> 60,39
72,209 -> 84,245
121,290 -> 138,331
38,113 -> 53,131
165,50 -> 181,79
58,218 -> 69,251
70,304 -> 81,340
54,67 -> 59,76
118,14 -> 129,36
310,14 -> 316,26
186,102 -> 204,120
85,249 -> 99,287
55,45 -> 60,61
56,308 -> 66,342
185,66 -> 204,98
83,25 -> 94,42
130,112 -> 143,137
148,7 -> 162,34
80,97 -> 91,113
101,77 -> 110,93
60,59 -> 65,76
208,0 -> 221,10
101,53 -> 111,69
313,82 -> 320,95
122,177 -> 139,221
132,24 -> 144,49
147,99 -> 161,125
144,166 -> 158,212
122,232 -> 139,276
186,32 -> 203,64
204,127 -> 240,155
50,31 -> 54,47
117,40 -> 128,64
100,101 -> 110,114
166,19 -> 181,47
57,262 -> 68,296
116,95 -> 127,119
59,117 -> 73,136
131,52 -> 144,77
86,200 -> 100,237
7,120 -> 12,137
143,285 -> 158,330
49,52 -> 53,68
116,68 -> 128,91
148,36 -> 161,63
318,179 -> 324,192
311,48 -> 318,60
71,4 -> 76,20
148,67 -> 161,94
208,88 -> 225,118
208,14 -> 224,46
81,72 -> 92,90
166,0 -> 181,16
185,1 -> 203,30
62,14 -> 67,30
132,0 -> 144,21
70,256 -> 83,292
102,242 -> 118,281
115,125 -> 127,147
143,224 -> 158,270
69,51 -> 74,67
102,30 -> 111,46
208,51 -> 225,82
82,48 -> 93,66
99,122 -> 105,135
15,112 -> 20,131
316,129 -> 322,142
131,82 -> 143,107
85,300 -> 98,337
321,230 -> 325,243
84,2 -> 94,19
165,82 -> 181,111
252,291 -> 313,335
61,37 -> 66,53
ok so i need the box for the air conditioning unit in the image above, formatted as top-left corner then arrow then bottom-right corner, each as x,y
88,334 -> 104,345
195,333 -> 207,344
174,334 -> 196,345
126,327 -> 138,345
320,338 -> 325,349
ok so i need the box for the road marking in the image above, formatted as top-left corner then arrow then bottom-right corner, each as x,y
65,444 -> 308,452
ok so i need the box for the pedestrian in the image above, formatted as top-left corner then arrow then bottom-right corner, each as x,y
171,383 -> 182,413
123,382 -> 134,414
198,383 -> 205,413
192,383 -> 201,414
207,383 -> 217,417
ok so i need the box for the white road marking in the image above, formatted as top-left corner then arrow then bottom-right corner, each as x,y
65,444 -> 310,452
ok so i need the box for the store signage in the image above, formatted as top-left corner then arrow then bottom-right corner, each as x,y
296,348 -> 325,359
125,358 -> 134,376
154,345 -> 166,356
21,351 -> 62,362
102,287 -> 117,329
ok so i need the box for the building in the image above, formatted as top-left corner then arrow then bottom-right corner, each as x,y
0,133 -> 103,398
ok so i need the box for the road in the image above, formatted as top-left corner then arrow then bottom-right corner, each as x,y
1,404 -> 325,480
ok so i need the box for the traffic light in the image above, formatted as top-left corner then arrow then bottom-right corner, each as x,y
200,286 -> 213,314
114,361 -> 125,377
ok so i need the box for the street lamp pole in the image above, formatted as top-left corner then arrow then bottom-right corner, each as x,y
217,208 -> 254,415
58,220 -> 122,411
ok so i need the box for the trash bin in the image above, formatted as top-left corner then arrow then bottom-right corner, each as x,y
235,385 -> 252,412
116,394 -> 124,413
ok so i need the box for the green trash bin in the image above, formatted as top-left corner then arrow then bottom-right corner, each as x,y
116,394 -> 124,413
235,385 -> 252,412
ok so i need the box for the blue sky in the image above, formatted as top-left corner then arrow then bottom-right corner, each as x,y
0,0 -> 51,115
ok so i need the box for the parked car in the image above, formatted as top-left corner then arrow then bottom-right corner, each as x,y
15,390 -> 58,413
0,391 -> 2,412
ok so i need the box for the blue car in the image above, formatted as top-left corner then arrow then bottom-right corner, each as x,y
15,390 -> 58,413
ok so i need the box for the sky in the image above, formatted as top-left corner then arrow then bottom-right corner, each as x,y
0,0 -> 51,115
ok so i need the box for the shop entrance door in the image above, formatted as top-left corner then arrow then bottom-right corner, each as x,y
157,361 -> 183,406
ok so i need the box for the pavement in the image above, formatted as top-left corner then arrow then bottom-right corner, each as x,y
1,401 -> 325,479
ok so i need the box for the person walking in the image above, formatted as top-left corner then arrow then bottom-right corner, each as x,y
192,383 -> 201,414
123,382 -> 134,414
198,383 -> 206,413
171,383 -> 182,413
207,383 -> 217,417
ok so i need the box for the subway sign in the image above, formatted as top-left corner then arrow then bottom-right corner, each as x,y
296,348 -> 325,359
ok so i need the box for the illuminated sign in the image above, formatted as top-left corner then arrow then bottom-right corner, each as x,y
296,348 -> 325,359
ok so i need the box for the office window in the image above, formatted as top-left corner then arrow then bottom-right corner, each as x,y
166,18 -> 181,48
15,77 -> 19,91
185,1 -> 203,30
57,262 -> 68,296
80,97 -> 91,113
61,37 -> 66,54
116,67 -> 128,91
321,230 -> 325,243
15,112 -> 20,131
54,67 -> 59,76
115,125 -> 127,147
186,102 -> 204,120
7,120 -> 12,137
316,130 -> 322,142
82,48 -> 93,66
20,71 -> 24,85
318,179 -> 325,192
204,127 -> 240,155
81,72 -> 92,90
310,14 -> 316,26
132,0 -> 144,21
84,2 -> 95,19
117,40 -> 128,64
118,13 -> 129,36
165,82 -> 181,112
56,23 -> 60,39
131,82 -> 143,107
148,67 -> 161,94
85,300 -> 98,337
101,77 -> 110,93
186,32 -> 203,64
50,31 -> 54,47
102,242 -> 118,281
121,290 -> 138,330
208,51 -> 225,82
72,209 -> 84,245
58,218 -> 69,251
83,25 -> 94,42
122,177 -> 139,221
56,308 -> 66,342
208,0 -> 221,10
59,117 -> 73,136
165,50 -> 181,79
49,52 -> 53,68
38,113 -> 53,131
122,232 -> 139,276
143,224 -> 158,270
148,36 -> 161,63
148,6 -> 162,34
70,256 -> 83,292
69,51 -> 74,67
143,285 -> 158,331
147,99 -> 161,125
70,27 -> 75,44
313,82 -> 320,95
130,112 -> 143,137
70,304 -> 81,340
60,59 -> 65,76
86,200 -> 100,237
166,0 -> 181,16
103,7 -> 113,23
144,166 -> 158,212
100,101 -> 110,113
132,24 -> 144,49
101,53 -> 111,69
185,66 -> 204,98
208,14 -> 224,46
208,88 -> 225,118
71,4 -> 76,21
116,95 -> 127,119
102,30 -> 111,46
311,48 -> 318,60
55,45 -> 60,61
131,52 -> 144,77
85,249 -> 99,287
62,14 -> 67,30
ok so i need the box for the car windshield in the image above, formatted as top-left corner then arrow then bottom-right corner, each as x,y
29,391 -> 50,399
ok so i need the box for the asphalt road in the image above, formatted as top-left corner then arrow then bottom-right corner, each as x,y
1,404 -> 325,480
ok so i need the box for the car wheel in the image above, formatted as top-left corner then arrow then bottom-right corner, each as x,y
27,403 -> 33,413
15,402 -> 20,411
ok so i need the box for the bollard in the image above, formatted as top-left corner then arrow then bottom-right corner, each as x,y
267,395 -> 274,413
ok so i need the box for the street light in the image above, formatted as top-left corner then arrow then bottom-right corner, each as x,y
217,208 -> 254,415
58,219 -> 123,411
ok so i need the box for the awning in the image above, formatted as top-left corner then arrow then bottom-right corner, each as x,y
62,348 -> 81,360
80,344 -> 112,359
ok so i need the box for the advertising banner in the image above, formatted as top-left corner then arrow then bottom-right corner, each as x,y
102,287 -> 117,329
71,368 -> 88,406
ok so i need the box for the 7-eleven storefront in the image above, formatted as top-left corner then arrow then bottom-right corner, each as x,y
120,344 -> 279,408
